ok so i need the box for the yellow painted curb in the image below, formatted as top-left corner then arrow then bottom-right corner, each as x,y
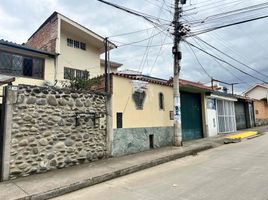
225,131 -> 258,139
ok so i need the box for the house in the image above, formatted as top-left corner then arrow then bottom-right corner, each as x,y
26,11 -> 116,84
244,84 -> 268,125
105,73 -> 212,156
206,91 -> 255,137
0,12 -> 121,98
0,39 -> 56,100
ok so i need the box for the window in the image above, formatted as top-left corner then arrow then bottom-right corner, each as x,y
74,40 -> 80,48
80,42 -> 86,50
64,67 -> 75,79
23,58 -> 33,76
67,38 -> 86,51
64,67 -> 90,80
76,69 -> 89,80
67,38 -> 73,47
116,112 -> 123,128
159,92 -> 164,110
0,51 -> 44,78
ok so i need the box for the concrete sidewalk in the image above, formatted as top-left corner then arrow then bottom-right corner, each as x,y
1,126 -> 267,200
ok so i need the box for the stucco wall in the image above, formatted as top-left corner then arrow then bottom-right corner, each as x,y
112,76 -> 173,129
246,86 -> 268,100
3,85 -> 107,179
57,27 -> 102,81
112,127 -> 174,156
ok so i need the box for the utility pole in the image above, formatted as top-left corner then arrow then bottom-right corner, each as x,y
104,37 -> 113,155
172,0 -> 184,147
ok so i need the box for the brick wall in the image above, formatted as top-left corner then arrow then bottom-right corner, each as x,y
26,14 -> 58,53
254,100 -> 268,126
254,100 -> 268,119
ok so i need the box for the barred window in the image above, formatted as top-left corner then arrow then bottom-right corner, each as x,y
64,67 -> 75,79
67,38 -> 86,51
80,42 -> 86,50
74,40 -> 80,48
76,69 -> 89,80
64,67 -> 89,80
0,51 -> 44,78
67,38 -> 73,47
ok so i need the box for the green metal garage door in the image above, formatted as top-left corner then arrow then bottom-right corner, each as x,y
181,92 -> 203,141
235,101 -> 247,130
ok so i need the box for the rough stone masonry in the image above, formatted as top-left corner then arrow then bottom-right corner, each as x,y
6,85 -> 107,179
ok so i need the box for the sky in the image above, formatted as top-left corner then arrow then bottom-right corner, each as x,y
1,0 -> 268,94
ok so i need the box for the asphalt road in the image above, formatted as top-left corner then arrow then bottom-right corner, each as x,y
53,133 -> 268,200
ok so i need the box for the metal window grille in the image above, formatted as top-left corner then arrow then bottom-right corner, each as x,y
64,67 -> 75,79
0,51 -> 44,78
80,42 -> 86,50
67,38 -> 74,47
74,40 -> 80,48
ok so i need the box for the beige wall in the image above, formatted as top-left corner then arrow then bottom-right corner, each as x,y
112,76 -> 173,129
246,86 -> 268,100
254,100 -> 268,119
57,27 -> 102,81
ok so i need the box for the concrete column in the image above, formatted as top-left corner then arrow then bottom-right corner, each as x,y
1,86 -> 17,181
201,93 -> 209,138
106,94 -> 113,156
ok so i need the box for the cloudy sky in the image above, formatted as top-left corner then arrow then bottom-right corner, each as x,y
1,0 -> 268,93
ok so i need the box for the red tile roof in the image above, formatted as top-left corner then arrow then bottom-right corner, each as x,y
112,73 -> 212,91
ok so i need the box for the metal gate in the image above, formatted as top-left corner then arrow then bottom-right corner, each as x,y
235,101 -> 247,130
181,92 -> 203,141
217,99 -> 236,133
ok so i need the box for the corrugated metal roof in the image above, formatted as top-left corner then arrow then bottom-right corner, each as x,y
0,39 -> 56,57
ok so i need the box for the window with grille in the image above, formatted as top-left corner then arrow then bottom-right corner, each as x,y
80,42 -> 86,50
67,38 -> 86,51
64,67 -> 89,80
0,51 -> 44,78
64,67 -> 75,79
67,38 -> 74,47
74,40 -> 80,48
76,69 -> 89,80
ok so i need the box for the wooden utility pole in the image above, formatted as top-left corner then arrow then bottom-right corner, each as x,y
172,0 -> 184,147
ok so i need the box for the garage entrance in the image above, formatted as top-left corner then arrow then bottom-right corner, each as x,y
181,91 -> 203,141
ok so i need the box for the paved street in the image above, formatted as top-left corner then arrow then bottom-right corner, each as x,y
53,133 -> 268,200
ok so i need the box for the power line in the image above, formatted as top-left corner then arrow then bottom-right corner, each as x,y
184,42 -> 212,80
193,36 -> 268,80
184,40 -> 268,84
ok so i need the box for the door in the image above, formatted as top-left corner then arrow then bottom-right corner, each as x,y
217,100 -> 236,133
235,101 -> 247,130
181,92 -> 203,141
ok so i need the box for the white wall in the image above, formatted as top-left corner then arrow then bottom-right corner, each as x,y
246,86 -> 268,100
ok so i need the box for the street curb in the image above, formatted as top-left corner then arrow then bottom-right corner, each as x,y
19,144 -> 214,200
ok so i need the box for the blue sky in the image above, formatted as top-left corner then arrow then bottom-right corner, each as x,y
1,0 -> 268,93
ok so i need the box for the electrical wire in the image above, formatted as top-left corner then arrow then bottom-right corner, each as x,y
184,40 -> 268,84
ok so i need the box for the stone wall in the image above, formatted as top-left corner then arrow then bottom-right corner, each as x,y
112,127 -> 174,156
5,85 -> 107,179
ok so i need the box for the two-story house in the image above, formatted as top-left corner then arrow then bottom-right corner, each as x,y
26,11 -> 117,85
